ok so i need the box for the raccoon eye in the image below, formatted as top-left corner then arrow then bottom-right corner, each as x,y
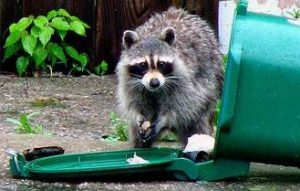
158,61 -> 173,75
138,62 -> 147,68
157,61 -> 165,67
128,62 -> 148,78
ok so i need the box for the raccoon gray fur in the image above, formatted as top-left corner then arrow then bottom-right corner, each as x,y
116,7 -> 223,148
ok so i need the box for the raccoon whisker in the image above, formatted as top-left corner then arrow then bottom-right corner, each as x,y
138,84 -> 146,92
127,80 -> 144,91
165,84 -> 174,91
166,76 -> 183,82
127,79 -> 140,85
165,79 -> 181,87
164,81 -> 176,91
129,73 -> 143,78
161,85 -> 168,95
165,76 -> 182,80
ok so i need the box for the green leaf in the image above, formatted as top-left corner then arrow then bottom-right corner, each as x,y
9,16 -> 34,33
50,55 -> 57,67
9,23 -> 18,33
95,60 -> 108,76
75,65 -> 82,72
3,42 -> 21,61
33,47 -> 48,68
6,118 -> 22,126
16,56 -> 29,76
71,16 -> 90,28
4,31 -> 22,48
58,9 -> 71,18
47,10 -> 58,20
16,16 -> 34,31
39,26 -> 54,47
48,42 -> 66,64
50,17 -> 70,31
34,16 -> 48,28
26,112 -> 40,119
65,45 -> 79,60
20,114 -> 29,124
31,26 -> 40,37
71,16 -> 80,21
78,54 -> 88,68
100,60 -> 108,75
22,34 -> 37,56
65,46 -> 88,68
57,30 -> 67,41
70,20 -> 86,36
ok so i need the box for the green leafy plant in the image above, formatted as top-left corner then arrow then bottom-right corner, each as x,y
6,112 -> 44,134
158,131 -> 178,142
95,60 -> 109,76
66,46 -> 90,75
104,112 -> 128,142
288,9 -> 300,19
2,9 -> 90,76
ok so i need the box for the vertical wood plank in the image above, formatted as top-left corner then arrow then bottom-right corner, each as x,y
95,0 -> 172,73
174,0 -> 219,31
0,0 -> 21,72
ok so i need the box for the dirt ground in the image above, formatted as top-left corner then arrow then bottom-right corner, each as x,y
1,75 -> 300,191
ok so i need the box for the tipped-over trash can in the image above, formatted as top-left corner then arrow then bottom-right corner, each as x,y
208,0 -> 300,180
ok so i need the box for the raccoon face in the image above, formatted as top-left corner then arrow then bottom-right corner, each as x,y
121,27 -> 178,92
127,56 -> 174,91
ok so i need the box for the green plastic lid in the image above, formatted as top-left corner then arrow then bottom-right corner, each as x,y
9,148 -> 180,179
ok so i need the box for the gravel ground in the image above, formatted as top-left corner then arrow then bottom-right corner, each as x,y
1,75 -> 300,191
0,75 -> 117,139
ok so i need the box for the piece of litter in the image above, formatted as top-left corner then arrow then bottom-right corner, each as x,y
126,152 -> 149,164
183,134 -> 215,153
141,121 -> 151,131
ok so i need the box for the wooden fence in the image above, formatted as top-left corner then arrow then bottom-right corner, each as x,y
0,0 -> 218,74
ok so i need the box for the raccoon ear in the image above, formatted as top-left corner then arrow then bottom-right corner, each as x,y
123,30 -> 140,49
160,27 -> 176,46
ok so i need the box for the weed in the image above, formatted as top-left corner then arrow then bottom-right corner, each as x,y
158,131 -> 178,142
95,60 -> 108,76
104,112 -> 128,142
7,112 -> 45,134
288,9 -> 300,19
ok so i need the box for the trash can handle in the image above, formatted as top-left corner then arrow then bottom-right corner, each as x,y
237,0 -> 248,15
219,46 -> 242,129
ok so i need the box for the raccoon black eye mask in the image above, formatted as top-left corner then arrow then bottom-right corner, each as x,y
157,61 -> 173,75
128,61 -> 173,78
128,62 -> 148,78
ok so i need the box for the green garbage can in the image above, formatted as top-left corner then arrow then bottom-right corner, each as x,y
212,0 -> 300,177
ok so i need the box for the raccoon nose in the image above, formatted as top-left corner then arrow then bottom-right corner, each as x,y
149,78 -> 160,88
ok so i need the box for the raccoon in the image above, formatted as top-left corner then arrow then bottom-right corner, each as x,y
116,7 -> 223,148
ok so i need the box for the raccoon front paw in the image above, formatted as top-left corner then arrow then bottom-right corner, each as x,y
138,121 -> 151,134
136,121 -> 157,148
